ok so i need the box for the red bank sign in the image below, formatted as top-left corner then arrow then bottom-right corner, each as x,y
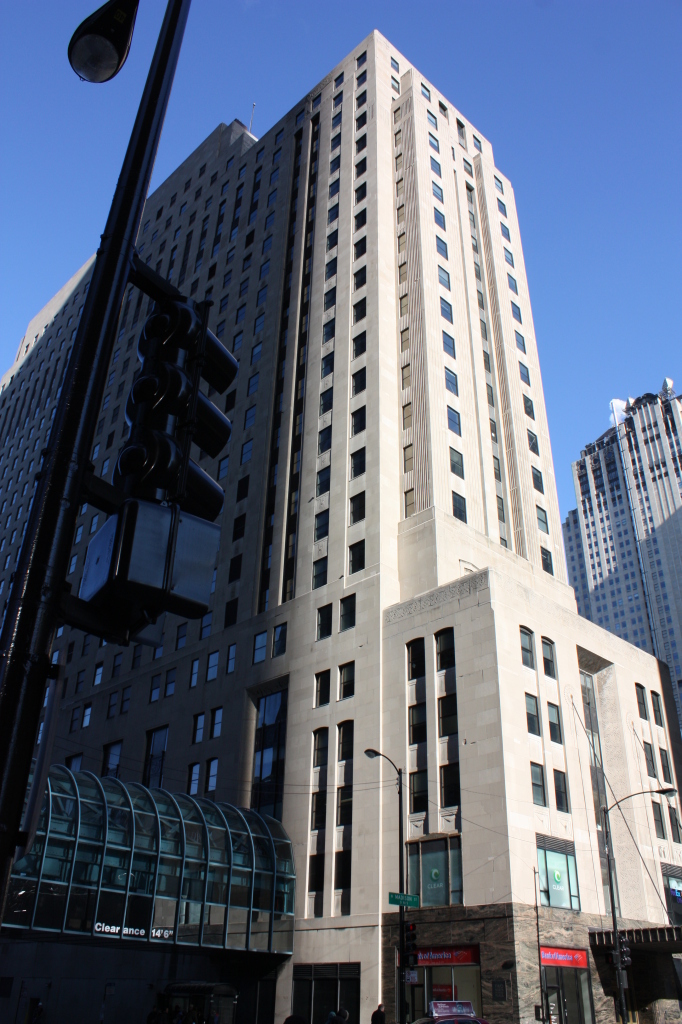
540,946 -> 588,970
417,946 -> 480,966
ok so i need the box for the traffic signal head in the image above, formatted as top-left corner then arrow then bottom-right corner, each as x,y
404,922 -> 418,967
619,939 -> 632,968
114,300 -> 238,520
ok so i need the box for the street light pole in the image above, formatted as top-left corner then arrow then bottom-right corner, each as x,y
601,786 -> 676,1022
0,0 -> 192,914
365,749 -> 406,1024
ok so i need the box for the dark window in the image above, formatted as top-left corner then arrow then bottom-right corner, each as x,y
542,639 -> 556,678
554,770 -> 569,812
318,425 -> 332,455
315,671 -> 330,707
313,557 -> 328,590
644,741 -> 657,778
352,367 -> 366,395
407,639 -> 425,680
320,388 -> 333,415
635,683 -> 648,720
272,624 -> 287,658
338,720 -> 354,761
528,430 -> 539,455
409,770 -> 428,813
439,694 -> 458,737
340,662 -> 355,700
548,703 -> 562,744
450,448 -> 464,479
670,806 -> 681,844
651,691 -> 664,727
355,236 -> 367,259
309,853 -> 325,893
236,475 -> 249,501
349,540 -> 365,574
311,790 -> 327,830
452,492 -> 466,523
340,594 -> 356,631
224,598 -> 238,628
409,702 -> 427,744
440,763 -> 460,808
317,604 -> 332,640
316,466 -> 331,496
313,727 -> 328,767
324,287 -> 336,311
520,629 -> 534,668
351,448 -> 366,478
524,395 -> 535,419
661,748 -> 672,785
350,491 -> 365,524
353,298 -> 366,324
653,801 -> 666,839
526,694 -> 540,736
531,763 -> 546,806
314,509 -> 329,540
541,547 -> 553,575
228,554 -> 242,582
232,513 -> 246,540
435,628 -> 455,671
532,467 -> 544,493
351,406 -> 366,435
354,266 -> 367,290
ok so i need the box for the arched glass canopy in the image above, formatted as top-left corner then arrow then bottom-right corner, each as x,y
4,766 -> 295,954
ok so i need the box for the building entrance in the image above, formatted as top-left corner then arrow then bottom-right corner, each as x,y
404,947 -> 481,1022
544,965 -> 594,1024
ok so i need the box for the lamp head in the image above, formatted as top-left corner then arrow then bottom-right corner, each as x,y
364,748 -> 380,759
68,0 -> 139,83
658,787 -> 677,798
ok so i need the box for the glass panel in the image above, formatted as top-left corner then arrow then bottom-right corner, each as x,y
545,850 -> 571,909
101,847 -> 130,890
156,856 -> 181,899
537,848 -> 549,907
65,886 -> 97,932
567,854 -> 581,910
124,893 -> 153,937
449,839 -> 463,904
151,896 -> 176,940
71,843 -> 102,886
231,831 -> 252,870
253,870 -> 273,910
129,852 -> 155,894
33,882 -> 68,929
95,889 -> 126,935
431,966 -> 453,1001
133,812 -> 157,852
206,865 -> 229,905
420,839 -> 448,907
578,969 -> 595,1024
202,902 -> 225,945
274,838 -> 294,875
181,859 -> 205,901
250,908 -> 270,949
339,978 -> 360,1024
564,968 -> 582,1024
408,844 -> 420,897
4,879 -> 37,928
207,826 -> 229,864
229,867 -> 252,907
274,874 -> 295,915
177,898 -> 202,944
225,905 -> 248,948
41,837 -> 75,882
252,690 -> 288,820
158,815 -> 182,856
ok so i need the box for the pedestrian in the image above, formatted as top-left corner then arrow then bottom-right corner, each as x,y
371,1004 -> 385,1024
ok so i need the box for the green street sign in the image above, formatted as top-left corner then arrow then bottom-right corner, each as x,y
389,891 -> 419,908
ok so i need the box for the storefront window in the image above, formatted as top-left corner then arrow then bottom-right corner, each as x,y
662,864 -> 682,925
407,837 -> 462,907
537,842 -> 580,910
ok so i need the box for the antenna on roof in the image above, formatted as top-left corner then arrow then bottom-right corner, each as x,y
249,102 -> 256,134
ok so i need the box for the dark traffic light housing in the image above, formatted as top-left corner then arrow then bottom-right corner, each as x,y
59,257 -> 238,644
405,922 -> 418,968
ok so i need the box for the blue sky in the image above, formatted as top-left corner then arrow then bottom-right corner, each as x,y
1,0 -> 680,517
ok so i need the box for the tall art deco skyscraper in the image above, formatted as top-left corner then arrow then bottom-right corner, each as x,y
3,30 -> 682,1024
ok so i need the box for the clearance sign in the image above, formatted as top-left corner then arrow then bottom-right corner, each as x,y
540,947 -> 588,970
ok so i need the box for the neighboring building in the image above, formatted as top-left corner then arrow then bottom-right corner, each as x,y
3,30 -> 682,1024
564,380 -> 682,729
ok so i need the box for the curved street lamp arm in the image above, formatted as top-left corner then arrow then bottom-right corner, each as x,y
604,787 -> 676,816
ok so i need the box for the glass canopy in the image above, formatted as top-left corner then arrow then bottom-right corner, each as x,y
4,765 -> 295,954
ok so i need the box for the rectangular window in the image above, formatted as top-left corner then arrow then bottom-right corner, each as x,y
193,712 -> 205,743
526,693 -> 540,735
440,763 -> 460,808
661,748 -> 672,785
190,658 -> 199,688
434,209 -> 446,230
653,801 -> 666,839
548,703 -> 562,744
317,604 -> 333,640
311,790 -> 326,831
531,763 -> 546,806
520,629 -> 534,668
519,362 -> 531,386
445,368 -> 458,396
452,492 -> 466,523
497,198 -> 507,216
314,509 -> 329,541
447,406 -> 461,435
253,631 -> 267,664
515,330 -> 526,353
340,594 -> 356,631
403,444 -> 414,473
351,406 -> 366,436
554,770 -> 569,812
525,395 -> 535,420
537,841 -> 580,910
504,247 -> 514,267
353,298 -> 366,323
315,670 -> 330,707
644,741 -> 657,778
316,466 -> 331,496
537,507 -> 549,534
313,557 -> 327,590
508,273 -> 518,294
635,684 -> 648,720
438,265 -> 450,290
349,540 -> 365,575
205,758 -> 218,793
450,448 -> 464,479
149,676 -> 160,702
340,661 -> 355,699
227,644 -> 236,674
318,425 -> 332,455
651,691 -> 664,727
497,496 -> 505,523
541,547 -> 553,575
272,623 -> 287,657
442,331 -> 455,358
409,770 -> 428,813
528,430 -> 539,455
431,156 -> 442,177
165,668 -> 176,695
440,297 -> 453,323
432,182 -> 444,203
351,448 -> 366,478
670,807 -> 681,844
439,694 -> 458,737
542,639 -> 556,677
511,302 -> 522,324
486,383 -> 494,406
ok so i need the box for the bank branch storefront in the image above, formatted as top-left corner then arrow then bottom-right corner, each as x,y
405,946 -> 481,1020
540,947 -> 595,1024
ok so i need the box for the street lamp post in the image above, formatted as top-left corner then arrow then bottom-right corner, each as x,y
365,748 -> 406,1024
601,786 -> 676,1022
0,0 -> 192,914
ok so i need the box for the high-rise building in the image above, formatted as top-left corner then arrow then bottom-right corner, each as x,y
563,380 -> 682,728
3,31 -> 682,1024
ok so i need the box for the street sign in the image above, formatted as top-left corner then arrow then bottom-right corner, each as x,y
389,892 -> 419,908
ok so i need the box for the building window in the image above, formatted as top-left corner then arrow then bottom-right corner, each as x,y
436,628 -> 455,671
661,748 -> 672,785
349,540 -> 365,575
313,727 -> 328,768
252,689 -> 288,819
644,741 -> 657,778
554,770 -> 569,813
165,668 -> 176,696
653,801 -> 666,840
528,430 -> 539,455
273,623 -> 287,657
447,407 -> 461,435
150,675 -> 160,702
438,694 -> 458,737
315,670 -> 330,707
188,763 -> 200,796
313,557 -> 328,590
537,836 -> 580,910
253,631 -> 267,664
526,694 -> 540,735
409,702 -> 427,745
190,658 -> 199,688
452,492 -> 466,523
531,763 -> 546,806
532,466 -> 543,491
200,612 -> 212,639
176,622 -> 187,650
542,639 -> 556,678
404,489 -> 415,517
407,836 -> 462,907
206,651 -> 219,681
205,758 -> 218,793
541,548 -> 553,575
519,362 -> 531,386
350,492 -> 365,525
440,763 -> 460,807
339,661 -> 355,700
651,692 -> 664,727
193,713 -> 205,743
635,683 -> 648,720
311,790 -> 326,830
442,331 -> 455,358
227,644 -> 236,674
340,594 -> 356,631
548,703 -> 562,744
317,604 -> 333,640
409,770 -> 428,813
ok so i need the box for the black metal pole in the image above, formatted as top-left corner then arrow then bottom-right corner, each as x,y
398,767 -> 406,1024
0,0 -> 192,914
602,807 -> 628,1023
534,868 -> 546,1024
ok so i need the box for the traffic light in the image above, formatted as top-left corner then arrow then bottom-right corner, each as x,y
619,936 -> 632,968
76,297 -> 238,635
404,922 -> 418,968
